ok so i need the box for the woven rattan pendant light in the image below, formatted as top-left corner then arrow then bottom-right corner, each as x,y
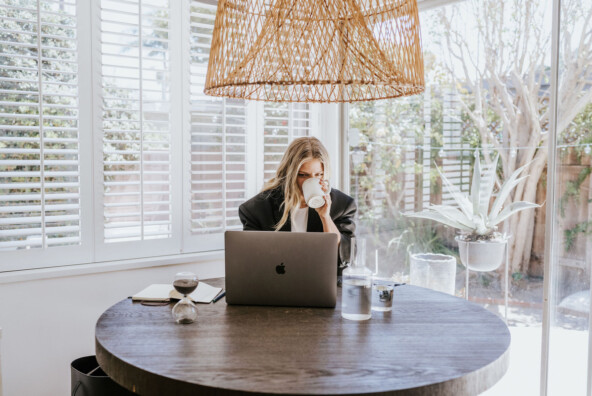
204,0 -> 425,103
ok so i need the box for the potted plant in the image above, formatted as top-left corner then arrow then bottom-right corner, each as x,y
405,154 -> 540,272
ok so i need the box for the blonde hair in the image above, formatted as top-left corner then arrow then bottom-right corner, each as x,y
262,137 -> 331,231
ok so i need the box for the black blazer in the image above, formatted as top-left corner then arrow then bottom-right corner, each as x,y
238,186 -> 357,272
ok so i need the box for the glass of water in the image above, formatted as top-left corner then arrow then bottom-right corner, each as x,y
370,248 -> 397,312
371,278 -> 395,312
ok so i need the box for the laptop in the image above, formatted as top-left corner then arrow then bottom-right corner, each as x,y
224,230 -> 338,307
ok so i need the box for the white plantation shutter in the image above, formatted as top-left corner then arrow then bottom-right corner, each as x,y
187,1 -> 248,246
263,102 -> 312,181
99,0 -> 173,250
188,97 -> 248,234
0,0 -> 84,264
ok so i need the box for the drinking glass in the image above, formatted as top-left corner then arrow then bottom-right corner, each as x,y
371,278 -> 395,312
172,272 -> 199,324
371,248 -> 397,312
409,253 -> 456,295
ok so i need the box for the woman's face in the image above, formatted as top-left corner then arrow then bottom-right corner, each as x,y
296,159 -> 324,199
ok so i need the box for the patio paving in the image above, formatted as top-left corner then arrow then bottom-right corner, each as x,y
481,317 -> 588,395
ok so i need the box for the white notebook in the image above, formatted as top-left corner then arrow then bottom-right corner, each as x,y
132,282 -> 222,304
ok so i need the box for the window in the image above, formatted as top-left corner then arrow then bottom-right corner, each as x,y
348,0 -> 592,394
0,0 -> 91,270
547,1 -> 592,393
0,0 -> 318,269
94,0 -> 180,262
262,102 -> 313,182
1,0 -> 82,249
100,0 -> 173,244
189,1 -> 248,240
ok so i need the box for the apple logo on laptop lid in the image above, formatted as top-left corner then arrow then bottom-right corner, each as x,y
276,263 -> 286,274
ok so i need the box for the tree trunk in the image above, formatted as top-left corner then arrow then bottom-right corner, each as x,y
506,154 -> 546,274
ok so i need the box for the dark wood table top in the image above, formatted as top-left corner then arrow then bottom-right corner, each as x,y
95,278 -> 510,396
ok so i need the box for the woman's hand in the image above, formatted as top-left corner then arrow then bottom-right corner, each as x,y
315,180 -> 331,219
316,181 -> 340,245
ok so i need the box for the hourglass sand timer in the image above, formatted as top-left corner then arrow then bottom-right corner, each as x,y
172,272 -> 199,324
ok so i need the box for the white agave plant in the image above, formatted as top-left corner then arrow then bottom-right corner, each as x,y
405,154 -> 540,238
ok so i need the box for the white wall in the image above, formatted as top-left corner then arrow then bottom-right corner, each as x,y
0,259 -> 224,396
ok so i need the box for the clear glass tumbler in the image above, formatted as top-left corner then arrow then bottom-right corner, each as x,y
409,253 -> 456,295
371,278 -> 395,311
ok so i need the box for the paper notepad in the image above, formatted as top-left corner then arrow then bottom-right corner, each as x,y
132,282 -> 223,304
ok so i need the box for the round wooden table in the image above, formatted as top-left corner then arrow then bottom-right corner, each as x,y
95,278 -> 510,395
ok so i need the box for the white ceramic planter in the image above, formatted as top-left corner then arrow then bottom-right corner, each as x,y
455,237 -> 508,272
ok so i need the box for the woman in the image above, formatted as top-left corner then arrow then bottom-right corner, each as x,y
238,137 -> 356,272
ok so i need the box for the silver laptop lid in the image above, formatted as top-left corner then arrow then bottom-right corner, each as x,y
224,231 -> 338,308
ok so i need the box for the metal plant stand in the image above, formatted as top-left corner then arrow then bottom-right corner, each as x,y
463,239 -> 510,323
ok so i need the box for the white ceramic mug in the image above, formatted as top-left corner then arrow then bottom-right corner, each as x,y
302,178 -> 328,208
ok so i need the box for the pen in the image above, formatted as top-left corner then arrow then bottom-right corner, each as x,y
212,290 -> 226,303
